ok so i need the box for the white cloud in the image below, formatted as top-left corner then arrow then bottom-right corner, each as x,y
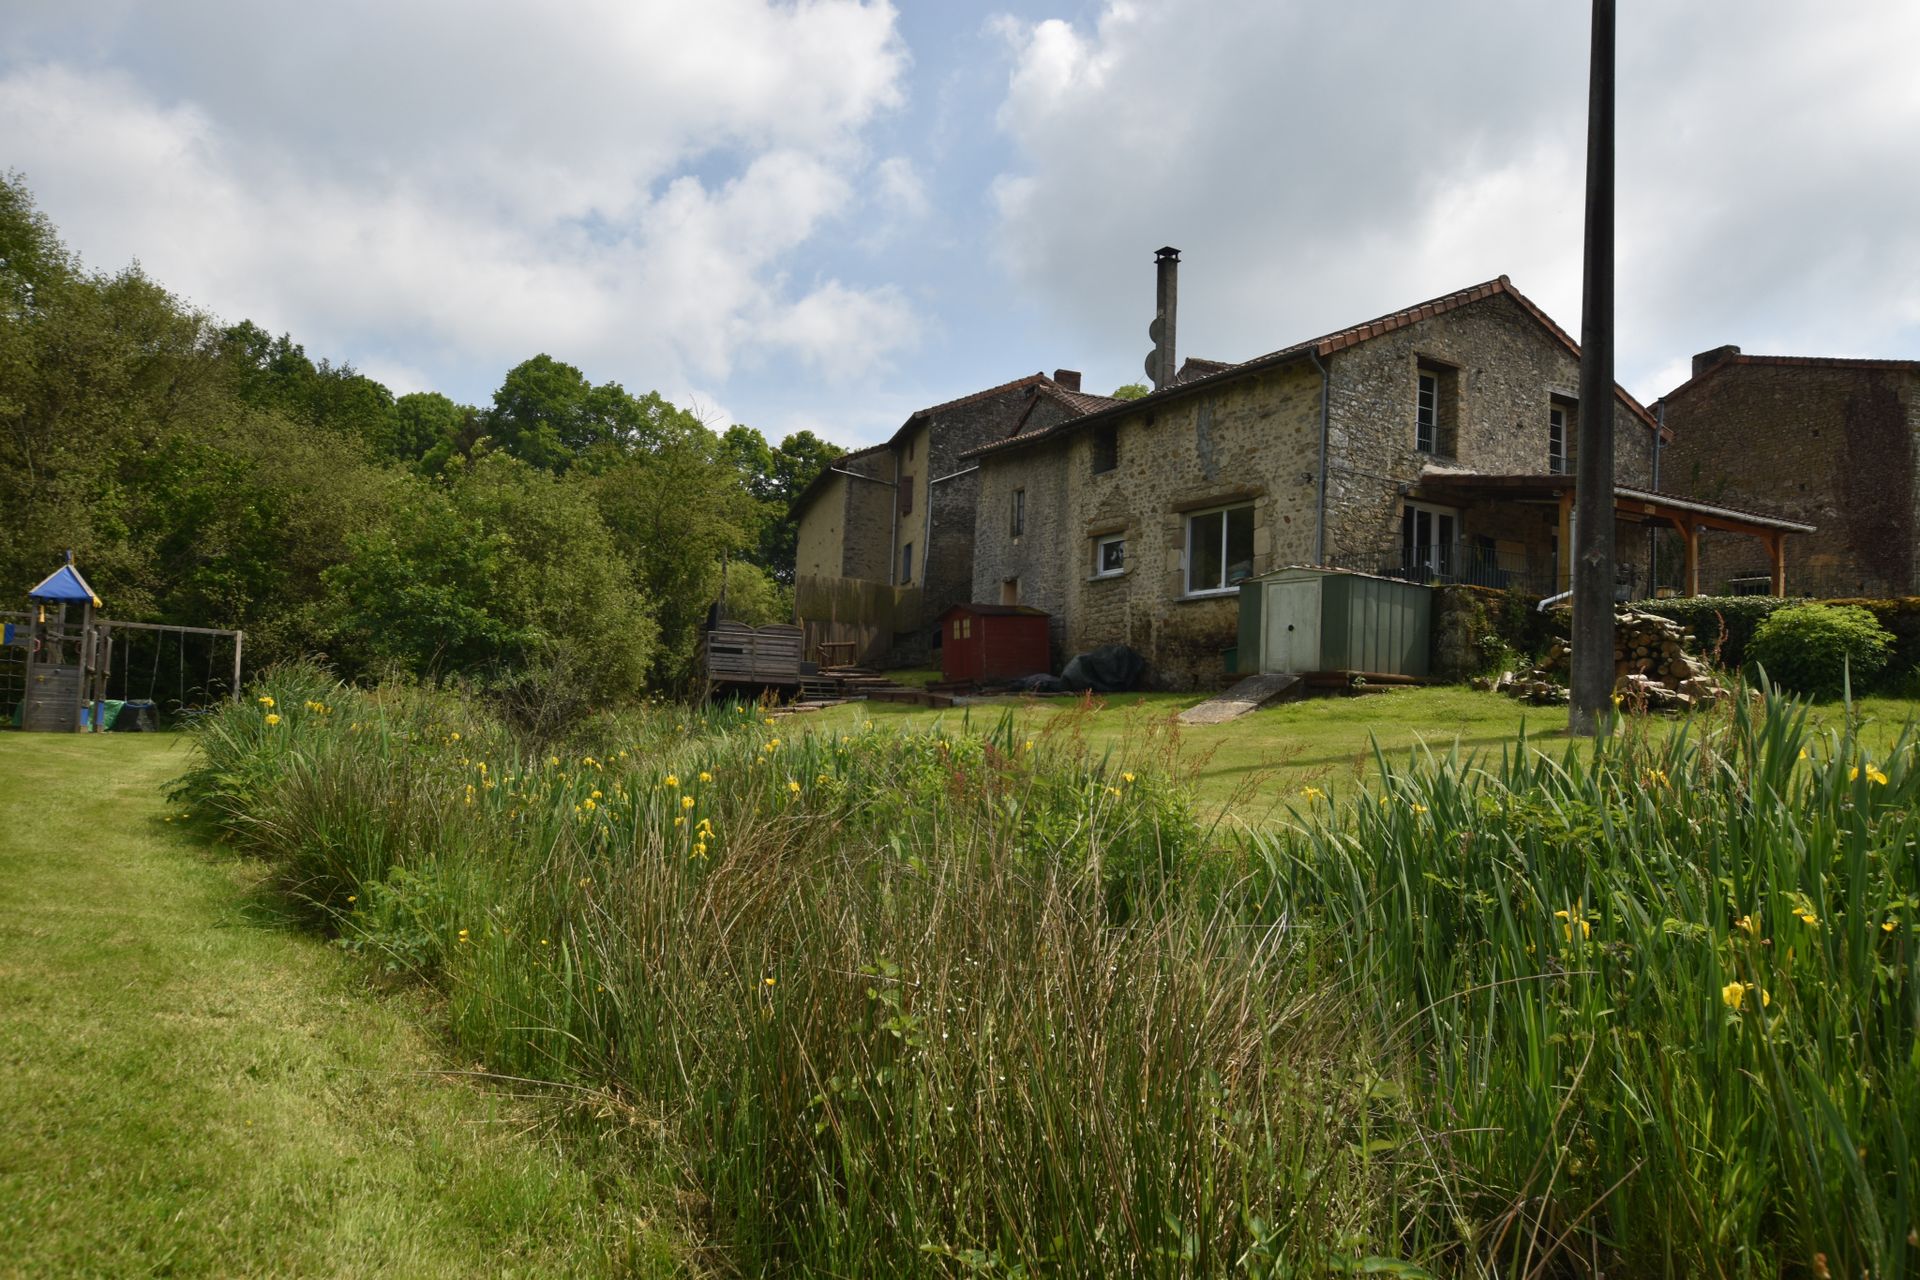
989,1 -> 1920,401
875,156 -> 929,220
0,0 -> 916,404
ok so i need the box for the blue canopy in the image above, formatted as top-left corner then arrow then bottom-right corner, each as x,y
28,562 -> 101,606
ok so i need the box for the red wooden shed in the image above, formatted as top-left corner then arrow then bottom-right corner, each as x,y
938,603 -> 1051,683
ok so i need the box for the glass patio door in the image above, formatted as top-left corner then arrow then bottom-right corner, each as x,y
1400,502 -> 1457,581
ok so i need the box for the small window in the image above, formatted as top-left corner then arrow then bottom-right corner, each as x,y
900,475 -> 913,516
1416,373 -> 1438,453
1092,423 -> 1118,474
1548,398 -> 1576,475
900,542 -> 913,585
1184,505 -> 1255,595
1093,535 -> 1126,577
1415,361 -> 1459,456
1000,578 -> 1018,606
1010,488 -> 1025,537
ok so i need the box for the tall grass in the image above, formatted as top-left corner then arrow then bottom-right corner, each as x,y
176,666 -> 1414,1275
1258,693 -> 1920,1277
175,666 -> 1920,1275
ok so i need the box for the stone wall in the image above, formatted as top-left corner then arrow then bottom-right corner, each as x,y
975,365 -> 1322,686
918,390 -> 1076,633
842,460 -> 896,584
794,449 -> 896,584
975,446 -> 1074,662
1659,360 -> 1920,597
1323,291 -> 1658,570
794,471 -> 847,582
972,294 -> 1667,690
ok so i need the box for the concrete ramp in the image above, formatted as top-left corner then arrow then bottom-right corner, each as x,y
1176,672 -> 1302,725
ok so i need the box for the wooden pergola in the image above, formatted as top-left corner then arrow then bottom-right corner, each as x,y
1416,474 -> 1815,597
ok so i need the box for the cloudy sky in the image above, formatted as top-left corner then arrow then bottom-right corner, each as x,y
5,1 -> 1916,447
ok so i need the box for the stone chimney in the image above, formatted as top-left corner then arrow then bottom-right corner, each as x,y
1692,344 -> 1741,378
1146,246 -> 1180,391
1052,368 -> 1082,392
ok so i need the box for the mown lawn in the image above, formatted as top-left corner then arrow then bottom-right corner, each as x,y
795,685 -> 1920,819
0,732 -> 685,1279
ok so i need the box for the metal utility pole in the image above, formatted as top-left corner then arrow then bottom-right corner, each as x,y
1569,0 -> 1617,737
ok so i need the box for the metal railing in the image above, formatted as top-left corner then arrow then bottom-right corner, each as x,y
1330,544 -> 1559,595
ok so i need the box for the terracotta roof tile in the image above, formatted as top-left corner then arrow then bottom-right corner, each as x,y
792,371 -> 1083,516
966,274 -> 1666,462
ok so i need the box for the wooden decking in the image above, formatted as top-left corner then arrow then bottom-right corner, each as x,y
706,622 -> 805,686
769,666 -> 955,718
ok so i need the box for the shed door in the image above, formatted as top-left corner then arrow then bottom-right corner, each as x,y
1262,579 -> 1321,673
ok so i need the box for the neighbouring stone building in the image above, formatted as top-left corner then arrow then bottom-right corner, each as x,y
965,272 -> 1809,688
1656,348 -> 1920,597
791,371 -> 1120,662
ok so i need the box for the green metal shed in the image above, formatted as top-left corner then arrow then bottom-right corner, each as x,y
1237,567 -> 1432,677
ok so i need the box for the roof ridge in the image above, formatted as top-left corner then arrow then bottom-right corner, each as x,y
911,372 -> 1054,418
965,274 -> 1665,462
1657,351 -> 1920,405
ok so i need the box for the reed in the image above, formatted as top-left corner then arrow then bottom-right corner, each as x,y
176,665 -> 1920,1276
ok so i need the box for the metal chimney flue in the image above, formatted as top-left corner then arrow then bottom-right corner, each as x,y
1146,246 -> 1180,391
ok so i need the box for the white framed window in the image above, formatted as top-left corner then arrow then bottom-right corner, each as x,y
1093,535 -> 1126,578
1416,372 -> 1438,453
1399,501 -> 1458,580
1184,504 -> 1255,595
1548,404 -> 1568,474
1415,362 -> 1458,456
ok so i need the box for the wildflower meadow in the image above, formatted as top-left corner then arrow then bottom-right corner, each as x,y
174,665 -> 1920,1276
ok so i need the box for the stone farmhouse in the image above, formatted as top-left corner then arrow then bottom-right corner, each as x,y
1656,348 -> 1920,598
962,267 -> 1810,688
791,371 -> 1121,663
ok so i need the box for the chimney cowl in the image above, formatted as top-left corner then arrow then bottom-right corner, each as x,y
1691,344 -> 1742,378
1052,368 -> 1082,392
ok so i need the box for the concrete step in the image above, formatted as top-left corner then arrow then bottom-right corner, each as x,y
1175,672 -> 1303,725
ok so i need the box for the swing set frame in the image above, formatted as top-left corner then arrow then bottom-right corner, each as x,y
4,560 -> 245,732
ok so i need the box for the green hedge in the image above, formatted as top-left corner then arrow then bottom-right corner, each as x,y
1631,596 -> 1783,668
1633,595 -> 1920,691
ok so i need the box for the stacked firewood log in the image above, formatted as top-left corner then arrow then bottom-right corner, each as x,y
1474,608 -> 1729,709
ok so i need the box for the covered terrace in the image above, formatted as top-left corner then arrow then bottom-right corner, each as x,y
1409,473 -> 1815,598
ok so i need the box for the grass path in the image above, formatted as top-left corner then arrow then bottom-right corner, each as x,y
0,733 -> 682,1279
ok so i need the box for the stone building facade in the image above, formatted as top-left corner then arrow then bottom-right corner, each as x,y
967,278 -> 1674,688
791,371 -> 1118,659
1656,350 -> 1920,597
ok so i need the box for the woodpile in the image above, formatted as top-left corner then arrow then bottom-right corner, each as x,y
1473,609 -> 1730,710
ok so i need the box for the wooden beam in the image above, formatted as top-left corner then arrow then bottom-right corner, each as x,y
1769,531 -> 1786,596
100,618 -> 243,638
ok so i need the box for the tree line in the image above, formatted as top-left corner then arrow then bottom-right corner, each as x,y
0,173 -> 839,705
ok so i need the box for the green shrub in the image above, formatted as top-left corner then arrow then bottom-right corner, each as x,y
1747,602 -> 1894,698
